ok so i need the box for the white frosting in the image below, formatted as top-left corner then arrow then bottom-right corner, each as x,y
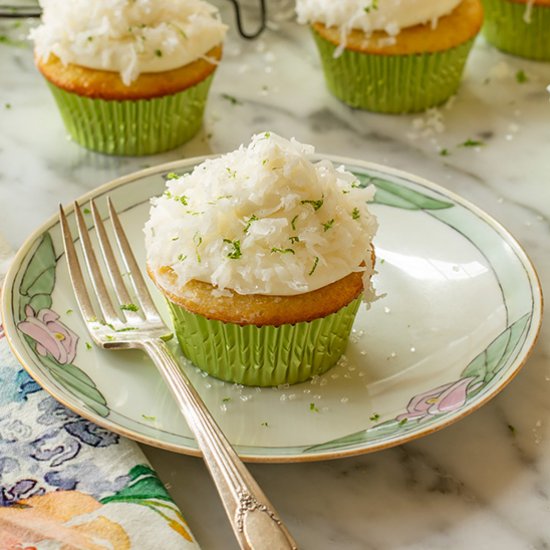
145,133 -> 378,297
30,0 -> 227,85
296,0 -> 462,35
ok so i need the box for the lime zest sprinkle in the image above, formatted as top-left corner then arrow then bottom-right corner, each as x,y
193,232 -> 202,263
308,256 -> 319,276
301,197 -> 324,211
322,219 -> 335,232
243,214 -> 258,234
352,208 -> 360,220
120,303 -> 139,312
223,239 -> 242,260
364,0 -> 379,12
271,247 -> 295,255
222,93 -> 241,105
515,70 -> 528,83
459,138 -> 484,148
309,402 -> 319,413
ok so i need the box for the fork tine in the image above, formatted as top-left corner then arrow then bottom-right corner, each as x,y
59,205 -> 97,323
107,198 -> 160,319
73,202 -> 120,324
90,200 -> 142,324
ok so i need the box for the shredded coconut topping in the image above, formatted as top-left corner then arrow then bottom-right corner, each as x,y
145,133 -> 378,297
295,0 -> 462,38
30,0 -> 227,85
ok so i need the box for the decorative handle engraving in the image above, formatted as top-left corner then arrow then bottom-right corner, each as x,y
142,339 -> 298,550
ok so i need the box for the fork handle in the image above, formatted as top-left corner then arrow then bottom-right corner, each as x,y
141,339 -> 298,550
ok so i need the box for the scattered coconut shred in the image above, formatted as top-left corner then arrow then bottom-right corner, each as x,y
145,132 -> 378,301
30,0 -> 228,85
295,0 -> 463,56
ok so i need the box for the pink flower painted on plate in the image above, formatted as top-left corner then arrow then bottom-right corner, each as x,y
397,377 -> 476,422
18,306 -> 78,365
0,323 -> 4,340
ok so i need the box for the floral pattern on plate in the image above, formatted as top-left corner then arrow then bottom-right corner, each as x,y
2,156 -> 541,461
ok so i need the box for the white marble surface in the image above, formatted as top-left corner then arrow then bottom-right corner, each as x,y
1,6 -> 550,549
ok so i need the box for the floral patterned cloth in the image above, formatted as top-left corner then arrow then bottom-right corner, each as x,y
0,243 -> 200,549
0,334 -> 200,549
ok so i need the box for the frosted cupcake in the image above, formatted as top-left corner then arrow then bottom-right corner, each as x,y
482,0 -> 550,61
296,0 -> 484,113
145,132 -> 378,386
30,0 -> 227,156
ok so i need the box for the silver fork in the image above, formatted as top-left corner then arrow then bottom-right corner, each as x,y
59,198 -> 298,550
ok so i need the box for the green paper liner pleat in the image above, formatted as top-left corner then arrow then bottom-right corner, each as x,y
167,297 -> 362,387
46,74 -> 213,156
312,29 -> 476,113
482,0 -> 550,61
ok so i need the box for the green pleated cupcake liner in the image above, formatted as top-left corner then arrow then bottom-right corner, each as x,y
167,297 -> 362,387
482,0 -> 550,61
46,74 -> 214,156
312,29 -> 476,113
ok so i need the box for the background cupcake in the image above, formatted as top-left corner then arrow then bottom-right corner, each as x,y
145,132 -> 378,387
482,0 -> 550,61
296,0 -> 484,114
30,0 -> 227,156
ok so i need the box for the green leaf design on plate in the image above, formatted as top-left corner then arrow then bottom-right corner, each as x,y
38,354 -> 109,418
304,429 -> 369,454
304,418 -> 422,453
17,232 -> 110,418
18,233 -> 56,320
463,313 -> 531,395
354,173 -> 454,210
304,314 -> 532,454
27,294 -> 54,314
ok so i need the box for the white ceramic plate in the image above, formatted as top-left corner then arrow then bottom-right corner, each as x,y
1,156 -> 543,462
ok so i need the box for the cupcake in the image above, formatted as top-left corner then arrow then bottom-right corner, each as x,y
144,132 -> 378,386
30,0 -> 227,156
295,0 -> 484,113
482,0 -> 550,61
